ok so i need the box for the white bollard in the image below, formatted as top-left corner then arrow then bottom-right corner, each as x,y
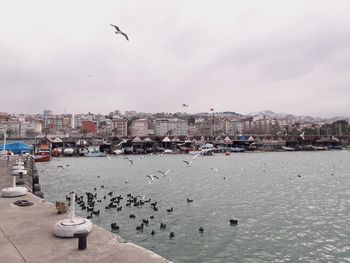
53,190 -> 92,237
70,192 -> 75,223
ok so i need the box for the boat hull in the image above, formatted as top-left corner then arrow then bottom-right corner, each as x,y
84,152 -> 107,157
34,154 -> 51,162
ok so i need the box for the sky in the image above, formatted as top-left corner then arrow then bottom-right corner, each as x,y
1,0 -> 350,118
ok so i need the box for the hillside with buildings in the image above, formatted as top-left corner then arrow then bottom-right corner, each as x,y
0,110 -> 349,140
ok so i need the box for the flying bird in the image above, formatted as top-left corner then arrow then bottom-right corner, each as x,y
157,170 -> 170,177
126,159 -> 133,165
110,24 -> 129,41
146,175 -> 159,184
182,103 -> 189,107
192,154 -> 200,159
182,160 -> 192,166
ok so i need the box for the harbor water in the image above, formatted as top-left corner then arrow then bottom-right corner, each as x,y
38,151 -> 350,262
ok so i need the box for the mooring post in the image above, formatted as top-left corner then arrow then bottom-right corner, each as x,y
74,230 -> 89,250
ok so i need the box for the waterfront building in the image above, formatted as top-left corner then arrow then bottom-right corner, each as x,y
0,120 -> 41,138
19,121 -> 42,137
112,118 -> 128,137
0,112 -> 9,121
125,111 -> 138,118
44,116 -> 64,133
0,121 -> 19,137
82,120 -> 97,134
188,125 -> 197,137
130,118 -> 149,137
196,121 -> 212,137
225,120 -> 245,135
155,118 -> 188,136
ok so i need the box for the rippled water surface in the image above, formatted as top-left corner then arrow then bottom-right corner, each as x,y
38,151 -> 350,262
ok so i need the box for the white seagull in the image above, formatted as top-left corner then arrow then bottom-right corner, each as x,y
146,175 -> 159,184
124,158 -> 133,165
192,154 -> 200,159
157,170 -> 170,177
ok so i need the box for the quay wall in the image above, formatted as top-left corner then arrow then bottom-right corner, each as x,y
0,159 -> 170,263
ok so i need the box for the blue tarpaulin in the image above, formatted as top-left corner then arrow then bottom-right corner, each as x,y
239,136 -> 247,141
0,142 -> 32,154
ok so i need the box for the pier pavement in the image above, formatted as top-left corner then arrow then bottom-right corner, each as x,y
0,159 -> 170,263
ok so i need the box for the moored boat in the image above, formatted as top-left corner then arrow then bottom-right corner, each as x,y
63,148 -> 74,156
52,148 -> 62,157
34,152 -> 51,162
281,146 -> 295,151
113,149 -> 124,155
230,147 -> 246,153
84,146 -> 107,157
200,149 -> 214,156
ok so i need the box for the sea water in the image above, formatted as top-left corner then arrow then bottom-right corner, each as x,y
38,151 -> 350,262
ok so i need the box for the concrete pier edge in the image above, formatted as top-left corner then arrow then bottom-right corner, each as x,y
0,158 -> 171,263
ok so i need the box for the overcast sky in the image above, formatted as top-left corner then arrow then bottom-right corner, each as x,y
1,0 -> 350,117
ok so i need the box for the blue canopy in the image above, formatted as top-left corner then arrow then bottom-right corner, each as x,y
239,136 -> 247,141
0,142 -> 32,154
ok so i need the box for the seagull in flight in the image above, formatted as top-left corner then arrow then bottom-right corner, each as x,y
157,170 -> 170,177
182,160 -> 192,166
146,175 -> 159,184
192,154 -> 200,159
124,157 -> 133,165
110,24 -> 129,41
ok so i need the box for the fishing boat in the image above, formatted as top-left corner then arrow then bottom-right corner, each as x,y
84,146 -> 107,157
310,145 -> 328,151
52,148 -> 62,157
281,146 -> 295,151
63,148 -> 74,156
34,144 -> 51,162
113,149 -> 124,155
200,148 -> 214,156
34,152 -> 51,162
230,147 -> 246,153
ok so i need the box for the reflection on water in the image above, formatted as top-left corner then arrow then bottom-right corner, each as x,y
38,151 -> 350,263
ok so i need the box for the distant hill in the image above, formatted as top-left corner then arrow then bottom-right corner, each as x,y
245,110 -> 348,123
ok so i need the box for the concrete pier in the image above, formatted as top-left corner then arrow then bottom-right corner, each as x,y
0,159 -> 170,263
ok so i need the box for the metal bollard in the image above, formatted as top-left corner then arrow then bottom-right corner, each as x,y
74,230 -> 89,250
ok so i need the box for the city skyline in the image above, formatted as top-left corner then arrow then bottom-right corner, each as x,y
1,1 -> 350,117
